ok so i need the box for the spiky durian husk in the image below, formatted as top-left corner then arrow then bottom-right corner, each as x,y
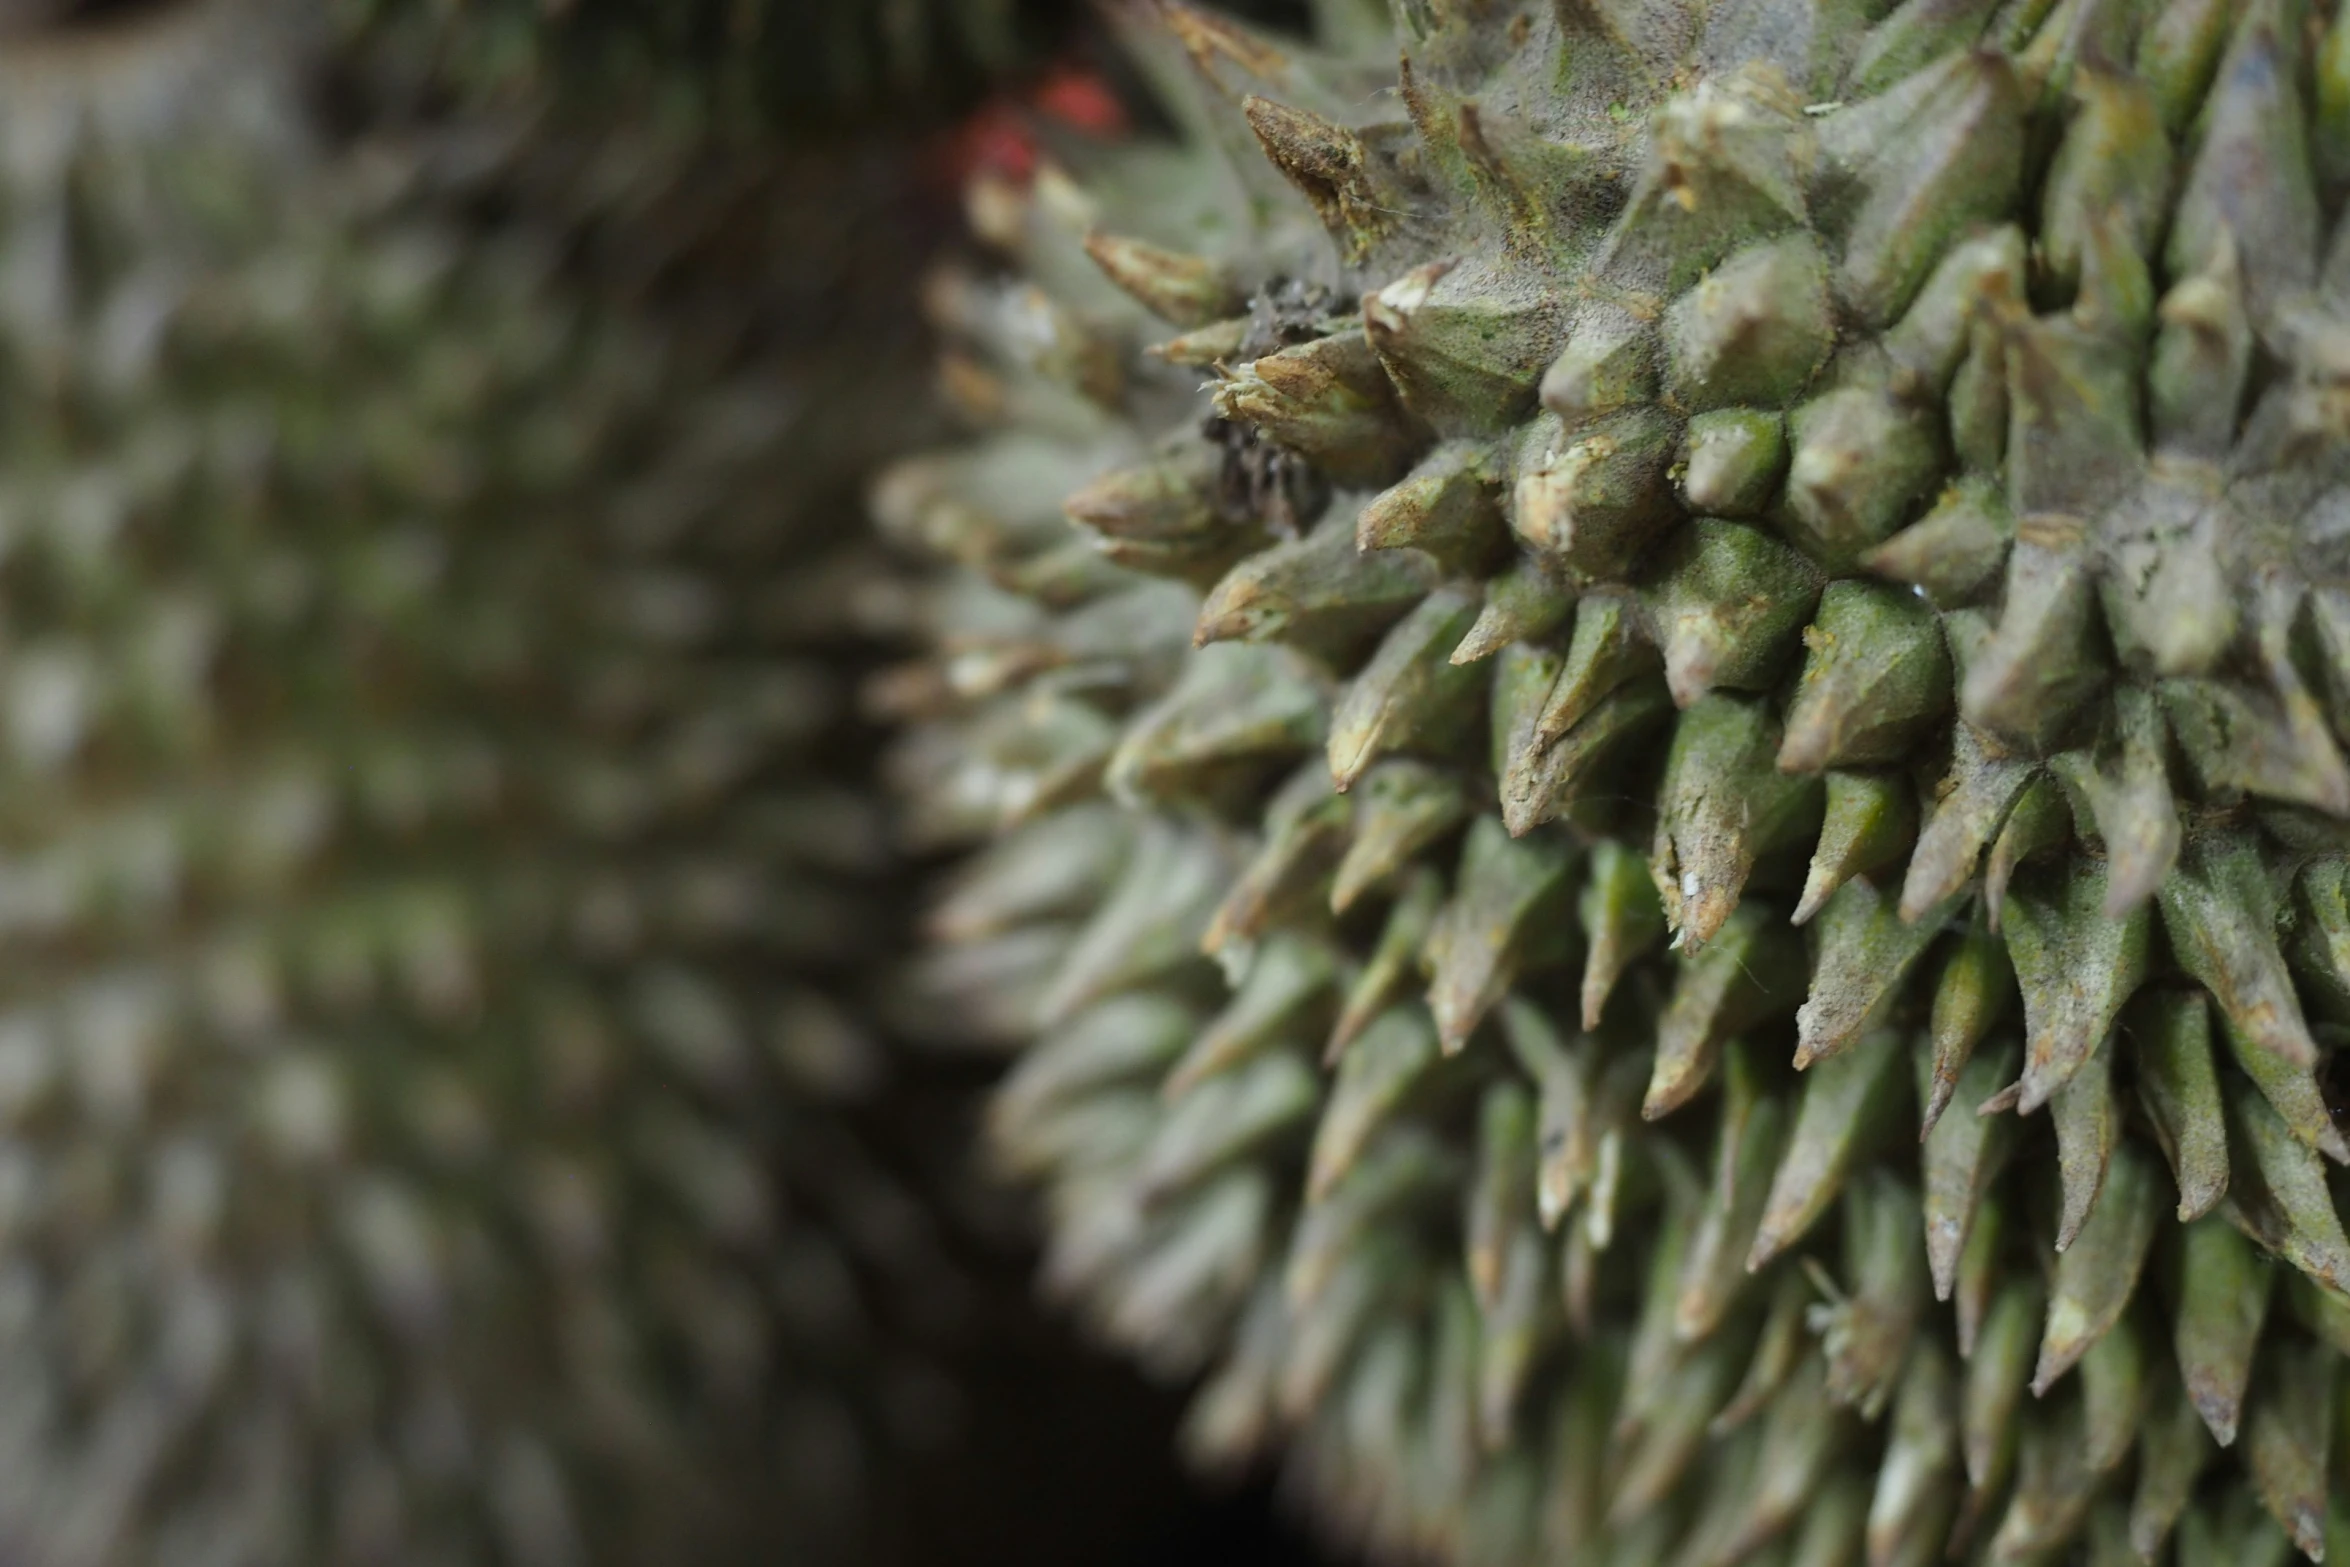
0,7 -> 957,1565
884,0 -> 2350,1562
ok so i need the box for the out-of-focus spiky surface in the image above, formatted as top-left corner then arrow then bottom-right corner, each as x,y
0,5 -> 960,1564
882,0 -> 2350,1561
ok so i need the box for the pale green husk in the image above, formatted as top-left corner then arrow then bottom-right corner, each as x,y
887,0 -> 2350,1561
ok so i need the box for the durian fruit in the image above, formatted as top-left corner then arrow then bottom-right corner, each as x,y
883,0 -> 2350,1562
0,5 -> 957,1564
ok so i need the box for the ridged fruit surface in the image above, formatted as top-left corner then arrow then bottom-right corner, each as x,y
0,5 -> 952,1563
882,0 -> 2350,1561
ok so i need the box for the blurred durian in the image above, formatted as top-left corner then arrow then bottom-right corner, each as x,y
881,0 -> 2350,1562
0,3 -> 962,1563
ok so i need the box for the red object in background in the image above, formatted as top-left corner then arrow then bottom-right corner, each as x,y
934,61 -> 1130,187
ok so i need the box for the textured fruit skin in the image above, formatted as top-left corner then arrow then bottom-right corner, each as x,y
0,8 -> 955,1565
886,0 -> 2350,1562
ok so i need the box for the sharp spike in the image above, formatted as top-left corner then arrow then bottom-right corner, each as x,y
1307,1006 -> 1443,1200
1326,588 -> 1483,792
1535,592 -> 1658,747
2003,858 -> 2150,1114
1673,1043 -> 1789,1343
1109,643 -> 1329,807
1676,408 -> 1787,518
1899,717 -> 2036,920
1784,386 -> 1946,568
1862,475 -> 2014,608
2032,1143 -> 2160,1396
1646,520 -> 1825,710
1083,231 -> 1245,328
1424,816 -> 1577,1053
1648,904 -> 1806,1120
1328,761 -> 1471,914
1203,767 -> 1353,954
1466,1080 -> 1539,1310
1327,868 -> 1443,1061
1453,555 -> 1575,665
1241,95 -> 1403,268
2166,0 -> 2321,327
1747,1025 -> 1905,1269
1510,408 -> 1681,578
1795,768 -> 1919,926
2149,231 -> 2252,459
2131,988 -> 2230,1222
2242,1338 -> 2334,1560
1365,259 -> 1563,434
1778,581 -> 1953,774
1654,696 -> 1823,950
1195,519 -> 1439,662
1921,916 -> 2014,1140
1921,1036 -> 2019,1303
1795,878 -> 1948,1070
1963,1274 -> 2040,1496
1168,935 -> 1342,1098
2219,1077 -> 2350,1300
2129,1373 -> 2221,1556
2173,1215 -> 2272,1449
1820,49 -> 2029,328
1958,530 -> 2109,752
2160,832 -> 2350,1163
1215,328 -> 1423,490
1356,439 -> 1507,572
2048,1030 -> 2117,1252
1810,1173 -> 1928,1418
1579,837 -> 1668,1030
1662,234 -> 1835,412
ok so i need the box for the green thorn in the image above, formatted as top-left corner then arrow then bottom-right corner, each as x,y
1783,386 -> 1945,569
2160,832 -> 2350,1163
1794,768 -> 1918,926
1453,555 -> 1574,666
1647,903 -> 1805,1119
1510,408 -> 1681,579
1795,878 -> 1947,1069
1194,516 -> 1439,664
2047,1027 -> 2121,1259
1356,439 -> 1508,573
2172,1214 -> 2272,1449
1307,1005 -> 1442,1201
1747,1024 -> 1904,1268
2002,858 -> 2150,1113
1578,836 -> 1668,1029
1645,519 -> 1824,709
1862,476 -> 2014,609
1328,760 -> 1471,915
2032,1142 -> 2159,1396
1920,1035 -> 2018,1303
1327,868 -> 1442,1061
2131,987 -> 2230,1222
1921,916 -> 2015,1139
1677,408 -> 1788,518
1653,695 -> 1822,950
1423,816 -> 1576,1054
1326,588 -> 1483,793
1662,234 -> 1835,412
1673,1042 -> 1789,1343
2128,1370 -> 2219,1559
1166,934 -> 1340,1098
